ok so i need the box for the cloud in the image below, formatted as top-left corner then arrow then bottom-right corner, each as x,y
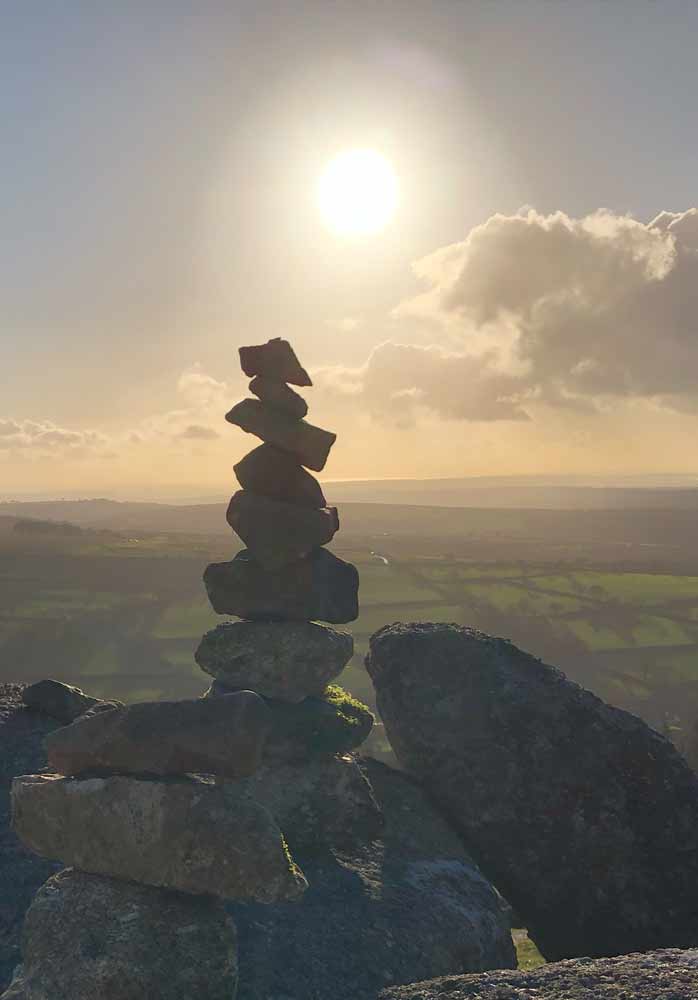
0,419 -> 110,457
319,207 -> 698,423
177,424 -> 220,441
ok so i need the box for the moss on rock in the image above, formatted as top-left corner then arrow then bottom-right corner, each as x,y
263,684 -> 374,762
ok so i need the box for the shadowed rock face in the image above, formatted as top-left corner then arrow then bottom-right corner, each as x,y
249,376 -> 308,419
366,622 -> 698,962
234,444 -> 327,508
226,491 -> 339,569
3,869 -> 237,1000
239,338 -> 312,386
378,949 -> 698,1000
226,399 -> 335,471
21,680 -> 116,725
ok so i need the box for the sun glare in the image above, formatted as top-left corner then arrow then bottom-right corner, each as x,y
318,149 -> 397,236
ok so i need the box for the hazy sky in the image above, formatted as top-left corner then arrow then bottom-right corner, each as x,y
3,1 -> 698,496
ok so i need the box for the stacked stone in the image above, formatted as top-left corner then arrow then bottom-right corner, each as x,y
5,692 -> 307,999
196,338 -> 374,762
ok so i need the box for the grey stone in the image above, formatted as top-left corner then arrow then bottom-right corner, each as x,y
45,691 -> 270,779
11,772 -> 307,902
236,754 -> 383,851
2,869 -> 237,1000
230,757 -> 515,1000
239,338 -> 312,386
204,548 -> 359,623
21,680 -> 118,725
226,491 -> 339,570
234,444 -> 327,508
366,622 -> 698,961
195,621 -> 353,702
205,681 -> 374,761
250,376 -> 308,419
378,949 -> 698,1000
226,399 -> 335,472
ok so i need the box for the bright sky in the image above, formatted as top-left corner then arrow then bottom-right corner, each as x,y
3,1 -> 698,496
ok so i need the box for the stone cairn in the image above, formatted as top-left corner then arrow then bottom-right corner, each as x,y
4,338 -> 373,1000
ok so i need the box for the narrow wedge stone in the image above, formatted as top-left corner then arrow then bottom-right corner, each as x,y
226,399 -> 335,471
226,491 -> 339,569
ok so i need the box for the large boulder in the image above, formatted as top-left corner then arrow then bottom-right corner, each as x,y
230,757 -> 515,1000
378,949 -> 698,1000
11,772 -> 307,903
2,869 -> 237,1000
234,444 -> 327,508
226,491 -> 339,570
195,621 -> 353,702
226,400 -> 335,472
204,548 -> 359,623
239,338 -> 312,386
44,691 -> 270,778
249,375 -> 308,419
21,680 -> 117,725
366,622 -> 698,961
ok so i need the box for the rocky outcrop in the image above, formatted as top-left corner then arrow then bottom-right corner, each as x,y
21,680 -> 118,725
230,757 -> 515,1000
3,869 -> 237,1000
367,622 -> 698,962
379,949 -> 698,1000
12,772 -> 306,902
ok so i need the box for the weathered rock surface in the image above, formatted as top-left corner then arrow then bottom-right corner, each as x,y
12,772 -> 307,902
0,687 -> 61,990
239,337 -> 312,386
206,681 -> 374,761
378,949 -> 698,1000
226,490 -> 339,569
21,680 -> 117,725
249,375 -> 308,419
45,691 -> 270,778
230,757 -> 515,1000
2,869 -> 237,1000
195,620 -> 353,702
234,443 -> 327,508
205,548 -> 359,623
226,399 -> 336,471
367,622 -> 698,961
237,754 -> 383,851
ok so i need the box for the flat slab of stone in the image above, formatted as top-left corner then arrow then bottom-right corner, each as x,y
239,338 -> 312,386
21,680 -> 118,725
226,399 -> 335,471
206,682 -> 373,761
378,949 -> 698,1000
195,621 -> 353,702
226,491 -> 339,569
204,548 -> 359,623
2,869 -> 237,1000
11,773 -> 307,902
366,622 -> 698,961
235,443 -> 327,508
250,376 -> 308,419
45,691 -> 270,778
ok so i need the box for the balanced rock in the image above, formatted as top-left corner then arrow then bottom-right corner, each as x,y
250,375 -> 308,419
378,950 -> 698,1000
2,869 -> 237,1000
45,691 -> 270,778
11,773 -> 308,902
367,622 -> 698,961
226,491 -> 339,569
235,443 -> 327,508
226,399 -> 335,472
239,338 -> 312,386
204,548 -> 359,623
195,621 -> 353,702
21,680 -> 118,725
205,682 -> 374,762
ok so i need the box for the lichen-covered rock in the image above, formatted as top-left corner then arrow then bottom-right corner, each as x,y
230,757 -> 515,1000
205,682 -> 374,761
21,680 -> 118,725
226,491 -> 339,570
204,548 -> 359,623
11,772 -> 307,902
366,622 -> 698,961
2,869 -> 237,1000
45,691 -> 270,778
195,621 -> 353,702
237,754 -> 383,851
378,949 -> 698,1000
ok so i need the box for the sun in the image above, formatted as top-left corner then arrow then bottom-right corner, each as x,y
317,149 -> 398,236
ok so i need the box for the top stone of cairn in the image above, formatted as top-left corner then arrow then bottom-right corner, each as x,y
239,337 -> 312,387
